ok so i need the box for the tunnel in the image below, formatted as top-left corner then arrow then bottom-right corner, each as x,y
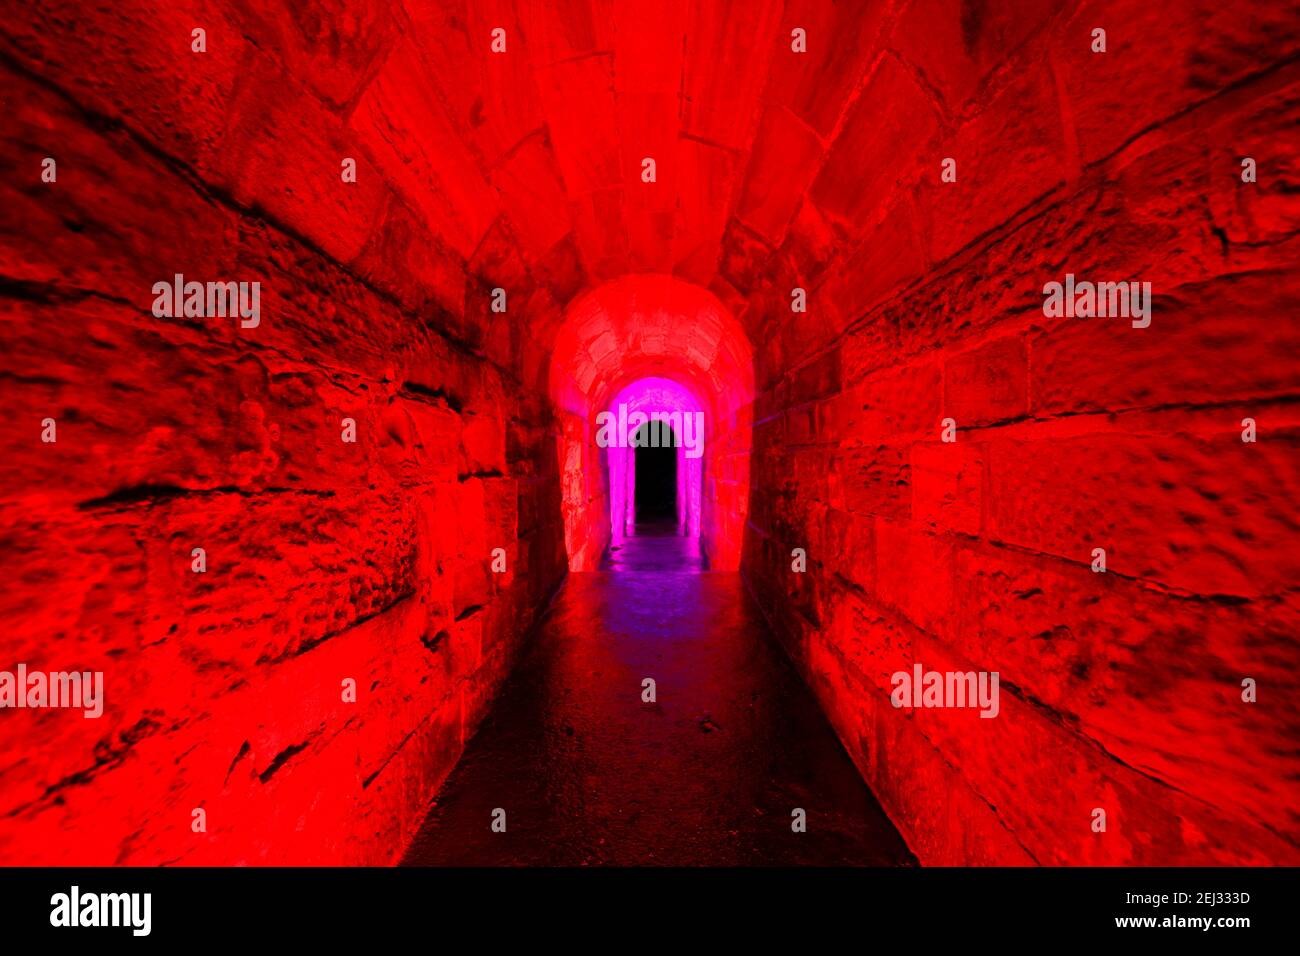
0,0 -> 1298,870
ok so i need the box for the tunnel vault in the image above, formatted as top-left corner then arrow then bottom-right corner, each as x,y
2,0 -> 1296,872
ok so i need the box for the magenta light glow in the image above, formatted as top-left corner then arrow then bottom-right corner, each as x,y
605,377 -> 705,541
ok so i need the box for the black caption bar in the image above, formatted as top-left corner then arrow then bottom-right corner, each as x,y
0,866 -> 1287,943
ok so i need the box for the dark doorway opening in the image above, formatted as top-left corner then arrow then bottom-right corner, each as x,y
603,421 -> 702,571
634,421 -> 676,528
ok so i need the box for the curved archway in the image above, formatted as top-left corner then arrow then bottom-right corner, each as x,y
606,376 -> 705,541
547,274 -> 754,570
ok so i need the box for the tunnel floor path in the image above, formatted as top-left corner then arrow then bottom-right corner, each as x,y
600,518 -> 706,571
401,532 -> 916,866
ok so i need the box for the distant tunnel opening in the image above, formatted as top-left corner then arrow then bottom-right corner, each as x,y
633,421 -> 678,529
548,276 -> 754,572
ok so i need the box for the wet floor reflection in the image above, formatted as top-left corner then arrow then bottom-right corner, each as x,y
401,561 -> 916,866
601,521 -> 705,572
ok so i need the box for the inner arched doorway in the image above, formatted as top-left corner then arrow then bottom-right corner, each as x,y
546,275 -> 754,571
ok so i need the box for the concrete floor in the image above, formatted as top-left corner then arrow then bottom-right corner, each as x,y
401,531 -> 915,866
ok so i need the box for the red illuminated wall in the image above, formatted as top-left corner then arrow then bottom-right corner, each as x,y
0,0 -> 578,865
737,3 -> 1300,863
1,0 -> 1298,867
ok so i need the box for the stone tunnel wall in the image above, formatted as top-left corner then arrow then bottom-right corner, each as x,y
0,3 -> 569,864
737,1 -> 1300,864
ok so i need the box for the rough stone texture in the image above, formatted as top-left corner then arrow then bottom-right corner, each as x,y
0,2 -> 570,865
739,1 -> 1300,865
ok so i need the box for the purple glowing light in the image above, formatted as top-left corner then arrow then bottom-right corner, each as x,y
605,377 -> 705,541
